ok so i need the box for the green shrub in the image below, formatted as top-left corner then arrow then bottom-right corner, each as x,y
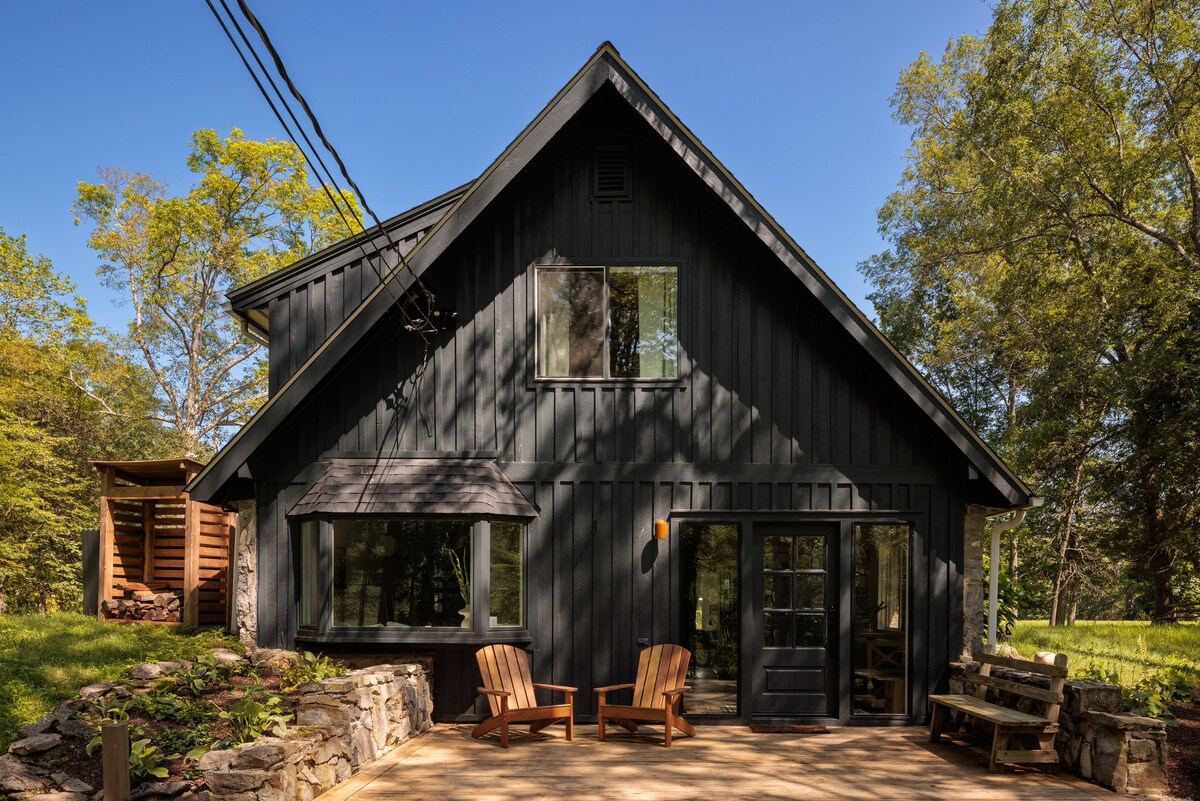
280,652 -> 347,691
215,686 -> 292,745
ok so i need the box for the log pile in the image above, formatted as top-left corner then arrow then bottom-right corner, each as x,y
101,581 -> 182,622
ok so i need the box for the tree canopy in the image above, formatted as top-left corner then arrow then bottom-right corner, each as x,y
74,128 -> 358,458
0,227 -> 171,613
863,0 -> 1200,622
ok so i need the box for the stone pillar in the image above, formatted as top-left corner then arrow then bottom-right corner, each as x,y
232,499 -> 258,648
962,504 -> 986,658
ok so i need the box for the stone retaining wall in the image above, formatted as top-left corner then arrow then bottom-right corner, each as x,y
950,661 -> 1168,795
199,663 -> 432,801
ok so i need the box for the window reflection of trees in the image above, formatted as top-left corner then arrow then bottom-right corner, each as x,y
333,519 -> 471,628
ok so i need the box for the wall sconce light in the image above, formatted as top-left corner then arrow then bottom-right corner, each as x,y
654,519 -> 668,540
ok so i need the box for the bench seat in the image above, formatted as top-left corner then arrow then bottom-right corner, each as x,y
928,693 -> 1054,728
929,651 -> 1067,773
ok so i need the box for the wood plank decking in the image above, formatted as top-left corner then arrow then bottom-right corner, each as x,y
320,724 -> 1113,801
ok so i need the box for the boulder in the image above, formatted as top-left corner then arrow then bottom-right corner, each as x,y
204,770 -> 269,794
18,715 -> 55,739
9,733 -> 62,756
0,754 -> 47,792
208,650 -> 244,666
127,663 -> 164,680
77,683 -> 116,700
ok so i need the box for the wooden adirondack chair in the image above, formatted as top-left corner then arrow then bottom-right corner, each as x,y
473,644 -> 576,748
594,644 -> 697,746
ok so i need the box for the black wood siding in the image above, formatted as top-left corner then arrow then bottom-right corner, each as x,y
251,86 -> 974,722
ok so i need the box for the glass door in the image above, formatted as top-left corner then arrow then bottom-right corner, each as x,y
851,523 -> 909,715
679,523 -> 739,715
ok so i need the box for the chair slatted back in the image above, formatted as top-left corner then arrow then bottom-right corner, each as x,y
477,644 -> 539,716
632,644 -> 691,709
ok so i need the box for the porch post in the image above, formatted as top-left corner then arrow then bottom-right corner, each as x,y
961,504 -> 986,658
231,499 -> 258,647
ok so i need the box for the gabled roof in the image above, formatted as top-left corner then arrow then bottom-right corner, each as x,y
189,42 -> 1032,508
224,181 -> 470,337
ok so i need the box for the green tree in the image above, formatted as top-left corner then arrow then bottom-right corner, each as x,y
863,0 -> 1200,622
0,228 -> 170,613
74,128 -> 358,457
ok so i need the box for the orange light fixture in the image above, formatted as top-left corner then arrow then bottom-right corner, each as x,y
654,519 -> 668,539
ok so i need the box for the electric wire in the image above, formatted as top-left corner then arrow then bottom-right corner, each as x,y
204,0 -> 439,435
206,0 -> 435,339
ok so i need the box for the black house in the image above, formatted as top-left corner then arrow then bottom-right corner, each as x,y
189,44 -> 1033,725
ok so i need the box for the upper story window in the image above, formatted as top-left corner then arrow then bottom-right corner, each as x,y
536,265 -> 678,379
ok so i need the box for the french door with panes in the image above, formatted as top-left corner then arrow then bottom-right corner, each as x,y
749,523 -> 837,717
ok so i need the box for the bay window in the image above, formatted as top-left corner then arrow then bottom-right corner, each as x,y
296,517 -> 526,640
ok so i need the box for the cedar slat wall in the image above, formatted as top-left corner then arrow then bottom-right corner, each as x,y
97,467 -> 234,628
250,87 -> 982,721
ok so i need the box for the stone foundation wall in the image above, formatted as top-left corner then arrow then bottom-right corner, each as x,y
950,662 -> 1168,795
199,663 -> 433,801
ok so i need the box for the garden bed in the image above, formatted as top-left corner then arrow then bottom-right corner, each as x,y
1,647 -> 432,801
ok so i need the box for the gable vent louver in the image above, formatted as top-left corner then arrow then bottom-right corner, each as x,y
593,145 -> 630,198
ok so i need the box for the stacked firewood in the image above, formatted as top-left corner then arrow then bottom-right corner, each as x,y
101,582 -> 183,622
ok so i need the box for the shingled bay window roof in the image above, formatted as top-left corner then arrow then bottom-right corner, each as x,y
288,458 -> 538,519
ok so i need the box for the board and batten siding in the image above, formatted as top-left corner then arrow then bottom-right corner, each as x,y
250,86 -> 974,721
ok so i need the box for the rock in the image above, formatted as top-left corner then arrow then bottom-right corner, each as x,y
204,770 -> 269,794
1084,710 -> 1168,731
209,650 -> 243,666
9,733 -> 63,756
50,775 -> 93,794
57,719 -> 95,741
1129,737 -> 1157,762
130,781 -> 192,799
248,648 -> 301,675
127,663 -> 164,680
156,660 -> 192,675
296,705 -> 351,728
197,748 -> 237,773
15,793 -> 88,801
230,740 -> 298,770
77,683 -> 116,700
18,715 -> 55,739
0,754 -> 47,792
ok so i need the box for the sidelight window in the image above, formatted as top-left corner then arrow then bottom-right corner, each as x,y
851,523 -> 909,715
536,265 -> 678,379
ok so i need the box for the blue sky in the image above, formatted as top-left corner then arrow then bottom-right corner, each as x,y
1,1 -> 993,331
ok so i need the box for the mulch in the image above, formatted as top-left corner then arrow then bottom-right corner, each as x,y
748,724 -> 831,734
1168,700 -> 1200,801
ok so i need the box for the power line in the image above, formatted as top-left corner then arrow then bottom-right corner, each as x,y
205,0 -> 445,437
205,0 -> 440,338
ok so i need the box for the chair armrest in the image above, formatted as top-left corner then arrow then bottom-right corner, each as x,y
593,683 -> 636,694
532,683 -> 578,693
477,688 -> 511,697
663,686 -> 693,696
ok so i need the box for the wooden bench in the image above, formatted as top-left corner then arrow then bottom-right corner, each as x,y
929,651 -> 1068,773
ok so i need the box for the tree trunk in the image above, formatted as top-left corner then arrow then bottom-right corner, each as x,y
1132,409 -> 1177,624
36,587 -> 48,615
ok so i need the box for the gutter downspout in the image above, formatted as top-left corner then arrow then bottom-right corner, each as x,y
985,497 -> 1043,652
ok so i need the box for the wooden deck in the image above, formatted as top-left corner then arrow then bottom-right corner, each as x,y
319,724 -> 1113,800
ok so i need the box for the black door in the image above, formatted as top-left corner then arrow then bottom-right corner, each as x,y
749,523 -> 837,716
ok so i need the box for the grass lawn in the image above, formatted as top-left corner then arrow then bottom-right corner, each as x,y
1010,620 -> 1200,686
0,612 -> 238,749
